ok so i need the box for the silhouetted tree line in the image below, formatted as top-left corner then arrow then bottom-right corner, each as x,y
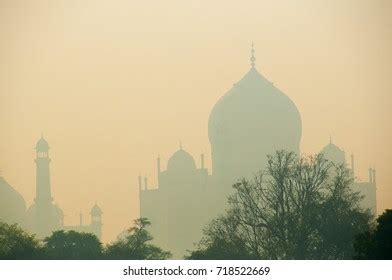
187,151 -> 391,260
353,209 -> 392,259
1,151 -> 391,260
0,218 -> 170,260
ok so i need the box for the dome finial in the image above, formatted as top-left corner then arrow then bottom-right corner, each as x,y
250,42 -> 256,68
179,141 -> 183,150
330,135 -> 332,144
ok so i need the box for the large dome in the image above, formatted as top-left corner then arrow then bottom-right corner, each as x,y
0,176 -> 27,227
208,53 -> 301,185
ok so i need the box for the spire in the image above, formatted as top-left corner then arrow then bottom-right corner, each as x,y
250,42 -> 256,68
329,135 -> 332,144
179,141 -> 183,150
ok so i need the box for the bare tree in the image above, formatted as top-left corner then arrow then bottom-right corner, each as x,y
189,151 -> 371,259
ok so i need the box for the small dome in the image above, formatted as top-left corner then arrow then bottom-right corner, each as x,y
36,136 -> 49,151
0,176 -> 27,226
320,141 -> 346,165
167,148 -> 196,172
90,204 -> 103,215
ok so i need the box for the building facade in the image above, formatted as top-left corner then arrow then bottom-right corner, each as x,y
140,48 -> 378,258
0,136 -> 103,240
320,139 -> 377,215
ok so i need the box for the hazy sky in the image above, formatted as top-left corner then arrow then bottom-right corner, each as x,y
1,0 -> 391,242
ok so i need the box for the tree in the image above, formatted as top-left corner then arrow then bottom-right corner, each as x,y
354,209 -> 392,259
0,221 -> 42,259
43,230 -> 103,259
104,218 -> 171,259
1,219 -> 170,260
188,151 -> 372,259
317,165 -> 372,259
186,214 -> 253,260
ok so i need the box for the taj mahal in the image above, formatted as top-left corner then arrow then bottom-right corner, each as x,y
0,136 -> 103,239
0,47 -> 377,256
139,47 -> 377,258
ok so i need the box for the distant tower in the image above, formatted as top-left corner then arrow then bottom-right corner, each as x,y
33,135 -> 58,237
90,204 -> 103,239
35,135 -> 52,203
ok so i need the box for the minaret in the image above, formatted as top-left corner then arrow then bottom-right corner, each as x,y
35,135 -> 52,203
372,169 -> 376,185
90,203 -> 103,239
34,134 -> 56,237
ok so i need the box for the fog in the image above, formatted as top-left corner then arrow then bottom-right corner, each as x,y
0,0 -> 391,242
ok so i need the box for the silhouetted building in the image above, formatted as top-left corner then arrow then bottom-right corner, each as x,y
63,204 -> 103,239
209,45 -> 301,192
1,136 -> 103,240
140,147 -> 210,257
140,47 -> 303,257
0,173 -> 27,227
140,46 -> 378,258
320,138 -> 377,215
27,136 -> 63,237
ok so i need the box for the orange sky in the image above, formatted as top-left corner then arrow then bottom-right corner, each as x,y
1,0 -> 391,243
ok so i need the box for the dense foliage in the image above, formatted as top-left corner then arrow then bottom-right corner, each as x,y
0,221 -> 42,259
44,230 -> 102,259
354,209 -> 392,259
0,218 -> 170,260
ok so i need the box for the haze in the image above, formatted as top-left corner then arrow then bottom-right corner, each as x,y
0,0 -> 391,242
